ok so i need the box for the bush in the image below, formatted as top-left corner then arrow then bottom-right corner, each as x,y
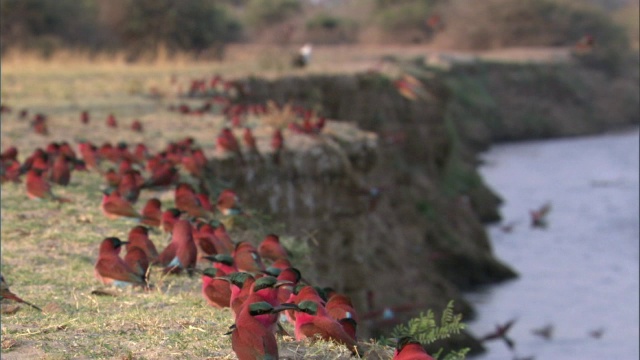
434,0 -> 629,52
305,13 -> 359,44
245,0 -> 301,29
371,0 -> 441,43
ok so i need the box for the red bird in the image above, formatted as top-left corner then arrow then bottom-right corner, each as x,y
175,182 -> 211,219
276,267 -> 302,304
393,336 -> 434,360
294,300 -> 360,356
49,154 -> 72,186
205,254 -> 238,274
1,160 -> 22,184
131,119 -> 143,132
231,301 -> 297,360
1,274 -> 42,311
94,237 -> 147,288
80,110 -> 90,124
326,293 -> 359,323
155,219 -> 197,275
140,198 -> 162,228
213,223 -> 235,254
127,225 -> 159,262
141,163 -> 179,189
258,234 -> 289,263
25,169 -> 71,203
2,146 -> 18,162
101,190 -> 142,220
124,246 -> 150,282
201,267 -> 231,308
161,208 -> 182,234
271,129 -> 284,164
229,272 -> 257,317
217,189 -> 243,216
31,114 -> 48,135
106,113 -> 117,128
233,241 -> 266,273
117,170 -> 141,203
216,127 -> 245,164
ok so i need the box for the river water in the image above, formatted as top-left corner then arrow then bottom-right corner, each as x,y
466,128 -> 639,360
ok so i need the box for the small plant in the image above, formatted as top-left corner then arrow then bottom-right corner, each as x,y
381,300 -> 469,359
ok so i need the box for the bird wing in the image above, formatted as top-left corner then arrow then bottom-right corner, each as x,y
300,317 -> 356,347
103,199 -> 141,218
95,257 -> 144,284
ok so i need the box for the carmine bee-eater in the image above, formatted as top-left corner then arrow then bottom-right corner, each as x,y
216,127 -> 245,164
127,225 -> 159,262
161,208 -> 183,234
0,274 -> 42,311
106,113 -> 117,128
124,246 -> 149,282
326,293 -> 359,323
276,267 -> 302,304
80,110 -> 89,124
204,254 -> 238,274
175,182 -> 211,219
271,128 -> 284,165
217,189 -> 243,216
201,267 -> 231,308
50,154 -> 71,186
140,198 -> 162,228
294,300 -> 361,356
213,223 -> 235,254
94,237 -> 147,287
393,336 -> 434,360
258,234 -> 289,262
117,170 -> 141,203
233,241 -> 266,273
155,219 -> 197,275
26,169 -> 72,203
131,119 -> 143,132
141,163 -> 179,189
101,190 -> 143,220
230,301 -> 299,360
229,272 -> 256,317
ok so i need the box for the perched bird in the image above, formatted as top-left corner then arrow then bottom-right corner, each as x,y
294,300 -> 360,356
393,336 -> 434,360
124,246 -> 149,282
117,170 -> 141,203
481,318 -> 517,350
101,190 -> 142,220
217,189 -> 243,216
94,237 -> 147,287
175,182 -> 211,219
161,208 -> 183,234
205,254 -> 238,274
80,110 -> 90,124
49,154 -> 72,186
155,219 -> 197,275
233,241 -> 266,273
201,267 -> 231,308
258,234 -> 289,263
26,169 -> 71,203
141,163 -> 179,189
326,293 -> 359,323
217,127 -> 245,164
131,119 -> 143,132
140,198 -> 162,228
106,113 -> 118,128
231,301 -> 298,360
1,274 -> 42,311
271,129 -> 284,165
229,272 -> 257,317
127,225 -> 159,262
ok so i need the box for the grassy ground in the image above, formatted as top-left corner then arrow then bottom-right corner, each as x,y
0,52 -> 397,359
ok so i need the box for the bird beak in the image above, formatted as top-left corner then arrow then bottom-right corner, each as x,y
272,303 -> 300,313
203,255 -> 216,262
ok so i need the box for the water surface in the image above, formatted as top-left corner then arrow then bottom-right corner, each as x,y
467,129 -> 639,360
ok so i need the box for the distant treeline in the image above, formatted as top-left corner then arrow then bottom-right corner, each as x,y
0,0 -> 634,61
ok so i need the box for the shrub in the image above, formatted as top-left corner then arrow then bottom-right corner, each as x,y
305,13 -> 359,44
245,0 -> 302,29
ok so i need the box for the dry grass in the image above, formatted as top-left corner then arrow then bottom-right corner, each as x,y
0,50 -> 397,359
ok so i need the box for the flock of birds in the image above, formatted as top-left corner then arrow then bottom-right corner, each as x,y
0,72 -> 436,359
